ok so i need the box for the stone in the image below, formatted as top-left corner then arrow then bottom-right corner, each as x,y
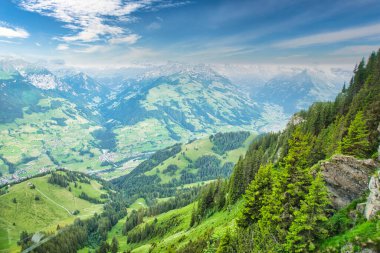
321,155 -> 377,209
364,171 -> 380,220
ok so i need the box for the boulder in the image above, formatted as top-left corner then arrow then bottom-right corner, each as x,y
321,155 -> 377,209
364,171 -> 380,219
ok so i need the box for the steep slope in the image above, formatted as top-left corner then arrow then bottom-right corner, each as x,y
0,170 -> 109,252
103,64 -> 285,163
107,51 -> 380,253
111,131 -> 254,203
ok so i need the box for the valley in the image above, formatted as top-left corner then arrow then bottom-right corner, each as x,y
1,59 -> 345,184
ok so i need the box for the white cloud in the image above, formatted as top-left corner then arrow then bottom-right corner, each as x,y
18,0 -> 187,45
109,34 -> 141,45
57,44 -> 69,50
274,23 -> 380,48
0,22 -> 29,39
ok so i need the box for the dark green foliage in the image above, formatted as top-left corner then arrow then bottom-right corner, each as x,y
127,215 -> 182,243
190,179 -> 227,226
79,192 -> 102,204
228,133 -> 280,204
146,188 -> 199,217
91,128 -> 117,150
48,172 -> 69,187
17,230 -> 32,250
163,164 -> 179,175
110,237 -> 119,253
122,210 -> 144,235
210,131 -> 250,154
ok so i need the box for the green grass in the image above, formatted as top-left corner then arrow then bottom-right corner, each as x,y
319,219 -> 380,251
128,198 -> 148,211
144,134 -> 255,184
0,172 -> 106,252
0,97 -> 108,181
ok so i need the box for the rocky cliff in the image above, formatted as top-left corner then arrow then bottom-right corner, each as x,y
321,155 -> 377,209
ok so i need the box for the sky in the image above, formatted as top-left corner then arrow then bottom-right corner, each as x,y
0,0 -> 380,68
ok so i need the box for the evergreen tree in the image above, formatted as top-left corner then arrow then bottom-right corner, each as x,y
111,237 -> 119,253
216,229 -> 236,253
280,127 -> 313,232
228,156 -> 245,203
237,164 -> 273,227
285,173 -> 330,252
341,111 -> 371,158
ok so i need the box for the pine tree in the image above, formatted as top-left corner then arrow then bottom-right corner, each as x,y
281,127 -> 313,231
111,237 -> 119,253
237,164 -> 273,227
285,173 -> 330,252
228,156 -> 245,203
255,170 -> 285,252
216,229 -> 236,253
341,111 -> 371,158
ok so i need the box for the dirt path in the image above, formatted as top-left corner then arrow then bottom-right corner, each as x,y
35,188 -> 72,215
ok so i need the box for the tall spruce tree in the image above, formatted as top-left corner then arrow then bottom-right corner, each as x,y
237,164 -> 273,227
285,173 -> 330,252
341,111 -> 371,158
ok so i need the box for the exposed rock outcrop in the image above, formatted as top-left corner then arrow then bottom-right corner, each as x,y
321,155 -> 377,209
364,171 -> 380,219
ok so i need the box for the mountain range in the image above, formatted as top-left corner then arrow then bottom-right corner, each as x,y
0,59 -> 350,183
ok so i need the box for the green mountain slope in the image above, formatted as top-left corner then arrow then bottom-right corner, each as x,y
104,50 -> 380,253
0,97 -> 110,184
111,131 -> 254,204
0,170 -> 109,252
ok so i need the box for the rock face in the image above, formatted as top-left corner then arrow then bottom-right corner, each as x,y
364,171 -> 380,219
321,155 -> 377,209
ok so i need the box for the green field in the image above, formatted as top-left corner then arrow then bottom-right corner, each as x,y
0,97 -> 110,183
0,172 -> 107,252
144,134 -> 255,184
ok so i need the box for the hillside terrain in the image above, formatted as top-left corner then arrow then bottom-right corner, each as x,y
97,51 -> 379,253
0,170 -> 109,252
0,59 -> 348,184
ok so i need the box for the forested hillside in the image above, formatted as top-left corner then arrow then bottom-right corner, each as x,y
103,50 -> 380,252
2,50 -> 379,253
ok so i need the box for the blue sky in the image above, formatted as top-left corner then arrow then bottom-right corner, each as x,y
0,0 -> 380,68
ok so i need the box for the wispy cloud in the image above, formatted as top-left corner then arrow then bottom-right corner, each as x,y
274,23 -> 380,48
0,22 -> 29,39
18,0 -> 187,46
109,34 -> 141,45
56,44 -> 69,50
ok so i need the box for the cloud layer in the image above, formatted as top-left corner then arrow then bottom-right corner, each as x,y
275,23 -> 380,48
18,0 -> 186,46
0,22 -> 29,38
